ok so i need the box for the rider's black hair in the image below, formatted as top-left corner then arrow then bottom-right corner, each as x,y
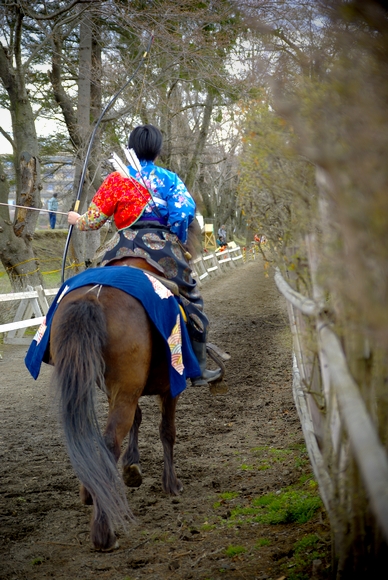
128,124 -> 163,161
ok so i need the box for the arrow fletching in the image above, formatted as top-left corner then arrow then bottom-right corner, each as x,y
121,146 -> 161,217
110,152 -> 130,177
124,147 -> 142,173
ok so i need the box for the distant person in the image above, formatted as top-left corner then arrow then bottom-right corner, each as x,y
216,236 -> 227,250
47,193 -> 58,229
217,224 -> 227,244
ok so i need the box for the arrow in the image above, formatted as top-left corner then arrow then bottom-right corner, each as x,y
0,201 -> 68,215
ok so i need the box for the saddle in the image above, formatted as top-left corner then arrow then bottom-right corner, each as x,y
104,256 -> 230,369
104,256 -> 180,296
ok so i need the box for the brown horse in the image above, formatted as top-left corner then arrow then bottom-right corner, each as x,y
49,262 -> 185,552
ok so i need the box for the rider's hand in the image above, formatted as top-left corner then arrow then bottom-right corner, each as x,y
68,211 -> 80,225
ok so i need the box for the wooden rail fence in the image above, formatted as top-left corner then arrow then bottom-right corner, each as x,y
274,235 -> 388,573
0,243 -> 252,344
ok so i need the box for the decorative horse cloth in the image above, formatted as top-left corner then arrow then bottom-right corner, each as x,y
24,266 -> 200,398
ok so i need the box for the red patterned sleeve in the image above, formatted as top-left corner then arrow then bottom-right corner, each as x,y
92,172 -> 130,215
76,172 -> 151,231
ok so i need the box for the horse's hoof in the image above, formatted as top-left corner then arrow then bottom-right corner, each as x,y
209,380 -> 229,395
95,540 -> 120,552
123,464 -> 143,487
164,479 -> 183,495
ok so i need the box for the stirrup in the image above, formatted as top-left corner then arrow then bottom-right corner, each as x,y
191,376 -> 209,387
202,367 -> 223,383
190,367 -> 222,387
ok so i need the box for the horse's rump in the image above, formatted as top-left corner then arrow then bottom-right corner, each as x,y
51,286 -> 156,393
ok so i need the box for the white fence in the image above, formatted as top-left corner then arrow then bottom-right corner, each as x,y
0,244 -> 252,345
0,286 -> 58,345
191,243 -> 245,283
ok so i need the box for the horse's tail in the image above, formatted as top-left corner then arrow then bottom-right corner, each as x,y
51,293 -> 131,533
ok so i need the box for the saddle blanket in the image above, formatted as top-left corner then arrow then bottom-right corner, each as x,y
24,266 -> 200,398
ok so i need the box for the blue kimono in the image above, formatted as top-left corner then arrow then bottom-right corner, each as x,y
128,160 -> 196,243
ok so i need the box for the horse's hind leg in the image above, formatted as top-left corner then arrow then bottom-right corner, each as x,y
87,398 -> 139,551
80,399 -> 140,504
80,485 -> 93,505
159,392 -> 183,495
122,404 -> 143,487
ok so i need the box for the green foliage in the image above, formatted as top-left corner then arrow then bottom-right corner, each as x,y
232,445 -> 307,473
31,557 -> 44,566
201,522 -> 216,531
223,475 -> 322,527
250,490 -> 322,524
224,544 -> 247,557
283,534 -> 328,580
38,134 -> 73,157
228,489 -> 322,526
213,491 -> 240,509
295,457 -> 308,469
240,463 -> 254,470
237,100 -> 318,269
219,491 -> 239,500
257,462 -> 270,471
255,537 -> 271,548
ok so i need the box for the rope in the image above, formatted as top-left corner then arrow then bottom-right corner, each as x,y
2,257 -> 85,277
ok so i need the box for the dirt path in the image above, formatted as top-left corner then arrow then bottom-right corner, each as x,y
0,258 -> 330,580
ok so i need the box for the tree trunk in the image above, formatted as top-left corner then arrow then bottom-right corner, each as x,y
0,14 -> 43,291
185,89 -> 215,193
70,15 -> 104,271
49,15 -> 103,275
69,15 -> 93,272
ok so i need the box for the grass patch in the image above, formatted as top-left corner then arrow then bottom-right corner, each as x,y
213,491 -> 240,509
225,485 -> 322,527
255,538 -> 271,548
236,445 -> 307,473
204,447 -> 321,532
257,462 -> 271,470
219,492 -> 239,501
224,545 -> 247,557
252,490 -> 322,524
282,533 -> 330,580
31,557 -> 44,565
201,522 -> 216,531
268,448 -> 292,459
240,463 -> 254,471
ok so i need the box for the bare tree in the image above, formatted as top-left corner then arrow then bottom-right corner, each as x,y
0,0 -> 93,288
0,0 -> 257,287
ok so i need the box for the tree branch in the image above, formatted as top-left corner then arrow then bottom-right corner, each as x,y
0,126 -> 15,149
19,0 -> 93,21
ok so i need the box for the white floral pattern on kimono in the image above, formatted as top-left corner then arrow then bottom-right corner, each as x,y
128,160 -> 196,243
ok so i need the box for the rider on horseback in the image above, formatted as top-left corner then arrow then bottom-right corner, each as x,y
68,124 -> 222,387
